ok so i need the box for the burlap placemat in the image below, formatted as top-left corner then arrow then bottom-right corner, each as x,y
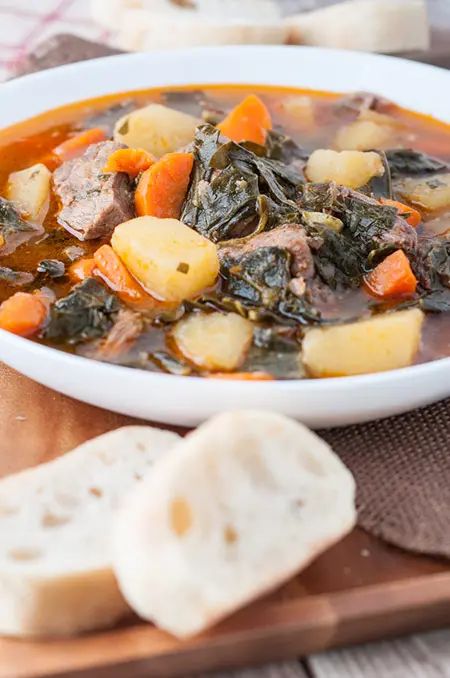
11,34 -> 450,560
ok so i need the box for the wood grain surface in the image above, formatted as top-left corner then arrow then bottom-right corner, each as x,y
0,363 -> 449,678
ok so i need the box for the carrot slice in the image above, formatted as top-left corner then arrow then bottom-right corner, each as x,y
103,148 -> 155,177
207,371 -> 274,381
364,250 -> 417,298
93,245 -> 153,305
135,152 -> 194,219
380,198 -> 421,228
53,128 -> 107,162
0,292 -> 47,337
68,258 -> 96,283
217,94 -> 272,145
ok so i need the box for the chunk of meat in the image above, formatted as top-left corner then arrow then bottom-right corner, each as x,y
219,224 -> 314,279
333,92 -> 394,119
53,141 -> 135,240
81,308 -> 144,362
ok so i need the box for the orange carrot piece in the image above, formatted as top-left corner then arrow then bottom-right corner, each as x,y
380,198 -> 422,228
207,371 -> 274,381
68,258 -> 97,283
135,152 -> 194,219
103,148 -> 155,177
217,94 -> 272,145
93,245 -> 152,305
365,250 -> 417,298
53,128 -> 107,162
0,292 -> 47,337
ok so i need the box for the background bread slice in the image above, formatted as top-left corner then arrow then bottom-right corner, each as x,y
113,411 -> 356,638
0,425 -> 179,638
285,0 -> 429,53
102,0 -> 287,51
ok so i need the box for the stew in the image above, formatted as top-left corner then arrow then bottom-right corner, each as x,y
0,85 -> 449,379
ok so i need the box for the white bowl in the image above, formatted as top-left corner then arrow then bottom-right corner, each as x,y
0,46 -> 449,427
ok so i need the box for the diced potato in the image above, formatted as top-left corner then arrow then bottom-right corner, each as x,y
358,109 -> 400,127
301,211 -> 343,232
6,163 -> 51,224
114,104 -> 200,158
395,173 -> 450,212
302,309 -> 424,378
306,149 -> 384,189
172,311 -> 254,371
281,95 -> 316,130
111,216 -> 219,302
334,119 -> 395,151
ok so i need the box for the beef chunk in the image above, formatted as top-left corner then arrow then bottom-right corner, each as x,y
53,141 -> 135,240
333,91 -> 394,119
80,308 -> 144,362
219,224 -> 314,279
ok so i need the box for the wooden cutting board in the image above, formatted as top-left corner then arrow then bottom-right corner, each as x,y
0,364 -> 449,678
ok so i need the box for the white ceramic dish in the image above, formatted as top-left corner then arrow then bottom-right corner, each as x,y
0,46 -> 449,427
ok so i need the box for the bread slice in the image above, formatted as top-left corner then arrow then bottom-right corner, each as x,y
96,0 -> 287,51
113,411 -> 356,638
285,0 -> 429,53
0,426 -> 179,638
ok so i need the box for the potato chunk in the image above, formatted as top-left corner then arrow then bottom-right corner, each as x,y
6,163 -> 51,224
111,216 -> 219,302
280,95 -> 316,130
334,111 -> 397,151
395,173 -> 450,212
172,312 -> 254,371
305,149 -> 384,189
303,309 -> 424,378
114,104 -> 200,158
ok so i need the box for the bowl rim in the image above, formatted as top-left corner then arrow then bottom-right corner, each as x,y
0,45 -> 449,390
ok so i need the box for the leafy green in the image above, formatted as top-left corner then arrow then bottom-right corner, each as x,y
181,124 -> 303,242
210,139 -> 302,204
37,259 -> 66,278
386,149 -> 449,177
415,237 -> 450,312
44,278 -> 120,344
0,267 -> 34,286
367,151 -> 393,199
299,182 -> 406,257
244,325 -> 304,379
0,197 -> 41,255
186,164 -> 260,242
220,247 -> 320,325
307,225 -> 363,290
297,183 -> 418,291
264,129 -> 309,165
150,351 -> 193,376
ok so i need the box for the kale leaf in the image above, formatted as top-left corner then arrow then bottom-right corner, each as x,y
181,124 -> 303,242
386,149 -> 450,177
415,237 -> 450,312
44,278 -> 120,344
220,247 -> 320,325
307,226 -> 364,290
0,197 -> 42,256
0,267 -> 34,286
37,259 -> 66,279
297,183 -> 417,290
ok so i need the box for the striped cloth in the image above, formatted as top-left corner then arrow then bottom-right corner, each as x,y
0,0 -> 110,80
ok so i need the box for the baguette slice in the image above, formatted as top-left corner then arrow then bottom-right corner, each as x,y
285,0 -> 429,53
0,426 -> 179,638
108,0 -> 286,51
113,411 -> 356,638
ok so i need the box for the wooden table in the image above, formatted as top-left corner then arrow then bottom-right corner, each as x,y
0,362 -> 449,678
